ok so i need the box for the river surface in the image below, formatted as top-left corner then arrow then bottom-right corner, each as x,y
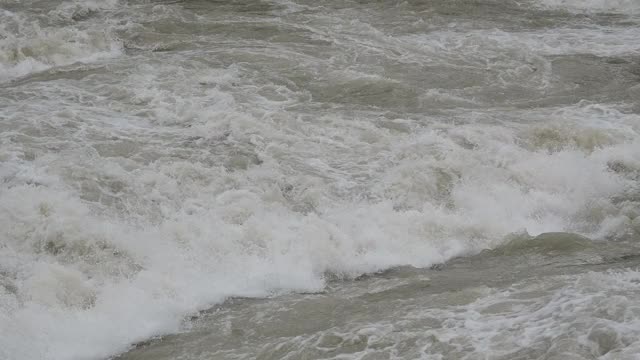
1,0 -> 640,359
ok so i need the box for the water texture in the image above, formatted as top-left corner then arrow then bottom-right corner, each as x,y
1,0 -> 640,359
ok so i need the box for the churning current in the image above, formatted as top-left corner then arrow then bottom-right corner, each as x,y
1,0 -> 640,359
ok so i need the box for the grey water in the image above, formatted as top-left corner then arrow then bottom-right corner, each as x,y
1,0 -> 640,359
121,234 -> 640,360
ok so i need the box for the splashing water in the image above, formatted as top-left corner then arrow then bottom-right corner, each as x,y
1,0 -> 640,359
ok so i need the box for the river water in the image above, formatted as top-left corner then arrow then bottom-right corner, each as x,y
1,0 -> 640,359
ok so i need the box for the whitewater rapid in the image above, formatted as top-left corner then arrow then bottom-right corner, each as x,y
1,0 -> 640,359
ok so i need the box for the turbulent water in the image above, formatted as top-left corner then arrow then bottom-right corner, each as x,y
1,0 -> 640,359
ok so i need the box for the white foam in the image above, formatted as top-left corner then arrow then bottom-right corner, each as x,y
428,269 -> 640,358
0,6 -> 122,83
1,1 -> 640,359
2,97 -> 639,359
403,26 -> 640,61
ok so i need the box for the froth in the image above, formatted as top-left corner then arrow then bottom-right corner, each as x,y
0,5 -> 122,83
1,0 -> 640,359
2,101 -> 639,359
